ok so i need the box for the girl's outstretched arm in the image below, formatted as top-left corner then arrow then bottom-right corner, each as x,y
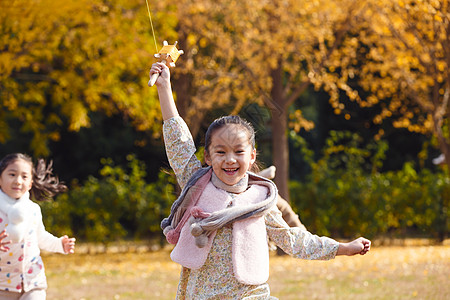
149,62 -> 179,120
0,229 -> 11,252
337,237 -> 371,256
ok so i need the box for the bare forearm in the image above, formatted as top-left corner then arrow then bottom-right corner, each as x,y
157,82 -> 179,120
149,62 -> 179,120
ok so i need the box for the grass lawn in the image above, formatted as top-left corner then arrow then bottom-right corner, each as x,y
43,244 -> 449,299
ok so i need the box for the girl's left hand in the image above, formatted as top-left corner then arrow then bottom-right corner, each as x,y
337,237 -> 371,256
0,229 -> 11,252
61,235 -> 76,254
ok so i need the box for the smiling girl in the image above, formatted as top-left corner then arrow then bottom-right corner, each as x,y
150,62 -> 370,299
0,153 -> 75,299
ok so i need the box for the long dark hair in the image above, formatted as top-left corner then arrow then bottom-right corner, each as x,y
0,153 -> 67,201
204,115 -> 260,173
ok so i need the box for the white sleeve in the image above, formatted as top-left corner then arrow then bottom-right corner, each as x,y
35,206 -> 65,254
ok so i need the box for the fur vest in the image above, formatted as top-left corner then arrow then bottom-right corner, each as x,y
171,180 -> 273,285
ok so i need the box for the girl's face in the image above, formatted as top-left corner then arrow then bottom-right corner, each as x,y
205,124 -> 256,186
0,159 -> 33,200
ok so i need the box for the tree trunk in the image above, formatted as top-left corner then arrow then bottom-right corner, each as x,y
270,63 -> 289,200
434,115 -> 450,242
271,112 -> 289,200
172,35 -> 189,120
171,34 -> 205,138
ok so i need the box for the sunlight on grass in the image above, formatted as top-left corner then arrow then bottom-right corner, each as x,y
44,245 -> 449,299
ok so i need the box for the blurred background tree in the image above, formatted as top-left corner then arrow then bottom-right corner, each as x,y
324,0 -> 450,168
0,0 -> 164,157
163,0 -> 380,200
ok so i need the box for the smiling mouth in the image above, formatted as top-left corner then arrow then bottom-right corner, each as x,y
223,168 -> 238,174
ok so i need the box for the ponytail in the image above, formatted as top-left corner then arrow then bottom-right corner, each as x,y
31,158 -> 67,201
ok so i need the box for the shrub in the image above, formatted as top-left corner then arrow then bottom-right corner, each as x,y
289,131 -> 449,240
40,155 -> 176,243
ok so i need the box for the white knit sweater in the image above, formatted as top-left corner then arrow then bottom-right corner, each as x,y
0,189 -> 65,293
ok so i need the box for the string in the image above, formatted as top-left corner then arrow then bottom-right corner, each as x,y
145,0 -> 159,53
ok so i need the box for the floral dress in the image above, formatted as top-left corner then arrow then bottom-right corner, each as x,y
163,116 -> 339,299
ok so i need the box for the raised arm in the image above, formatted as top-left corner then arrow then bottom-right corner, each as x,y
149,62 -> 202,189
149,62 -> 179,120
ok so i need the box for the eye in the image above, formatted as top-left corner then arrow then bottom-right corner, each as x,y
217,151 -> 225,154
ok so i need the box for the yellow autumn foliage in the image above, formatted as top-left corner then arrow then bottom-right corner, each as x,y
2,0 -> 449,173
0,0 -> 172,156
